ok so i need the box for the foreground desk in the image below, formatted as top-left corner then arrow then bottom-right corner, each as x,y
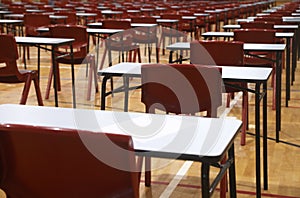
15,36 -> 75,108
0,104 -> 242,198
98,62 -> 272,198
167,42 -> 285,144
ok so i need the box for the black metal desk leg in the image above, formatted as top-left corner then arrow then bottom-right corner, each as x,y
276,51 -> 282,142
101,75 -> 109,110
123,76 -> 129,112
286,38 -> 291,107
169,50 -> 174,63
228,143 -> 237,198
255,82 -> 261,198
37,46 -> 40,82
201,163 -> 210,198
263,81 -> 268,190
292,32 -> 297,85
70,44 -> 76,108
51,46 -> 59,107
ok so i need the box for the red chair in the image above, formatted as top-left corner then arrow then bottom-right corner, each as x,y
53,12 -> 77,25
190,40 -> 248,146
240,21 -> 274,29
23,13 -> 51,61
130,16 -> 159,63
0,124 -> 139,198
99,20 -> 141,71
233,28 -> 277,110
141,63 -> 223,187
0,34 -> 43,106
158,14 -> 187,55
45,24 -> 98,101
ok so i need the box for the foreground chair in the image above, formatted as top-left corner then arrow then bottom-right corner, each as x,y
0,34 -> 43,106
190,40 -> 248,146
141,63 -> 223,189
0,124 -> 139,198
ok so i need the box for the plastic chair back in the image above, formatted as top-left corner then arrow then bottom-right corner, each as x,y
233,28 -> 276,44
190,40 -> 244,66
24,13 -> 51,36
240,21 -> 274,30
141,64 -> 222,117
0,34 -> 20,76
0,124 -> 139,198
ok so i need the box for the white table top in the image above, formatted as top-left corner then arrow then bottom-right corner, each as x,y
101,10 -> 123,15
156,19 -> 179,23
15,36 -> 74,45
282,16 -> 300,22
76,12 -> 97,17
98,62 -> 272,82
0,19 -> 23,24
87,28 -> 124,35
0,104 -> 242,158
166,42 -> 286,52
202,31 -> 294,38
87,22 -> 157,28
223,24 -> 298,30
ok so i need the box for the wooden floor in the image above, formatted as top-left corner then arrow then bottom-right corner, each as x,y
0,32 -> 300,197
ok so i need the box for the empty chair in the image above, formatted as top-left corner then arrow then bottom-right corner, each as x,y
0,34 -> 43,106
101,20 -> 141,67
233,28 -> 277,109
141,63 -> 223,187
0,124 -> 139,198
45,24 -> 98,102
240,21 -> 274,29
190,40 -> 248,146
53,12 -> 77,25
158,14 -> 187,55
23,13 -> 51,61
131,16 -> 159,63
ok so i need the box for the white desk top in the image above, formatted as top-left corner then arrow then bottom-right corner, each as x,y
15,36 -> 74,45
87,22 -> 157,28
0,104 -> 242,158
223,24 -> 298,30
202,31 -> 294,38
282,16 -> 300,22
166,42 -> 286,52
0,19 -> 23,24
76,12 -> 97,17
98,62 -> 272,82
86,28 -> 124,35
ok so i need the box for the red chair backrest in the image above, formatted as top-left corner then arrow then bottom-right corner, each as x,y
0,34 -> 20,76
24,13 -> 51,36
102,20 -> 131,30
240,21 -> 274,30
233,28 -> 276,43
190,40 -> 244,66
141,64 -> 222,117
130,16 -> 157,24
0,124 -> 139,198
49,24 -> 88,56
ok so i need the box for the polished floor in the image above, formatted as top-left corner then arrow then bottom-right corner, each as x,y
0,31 -> 299,197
